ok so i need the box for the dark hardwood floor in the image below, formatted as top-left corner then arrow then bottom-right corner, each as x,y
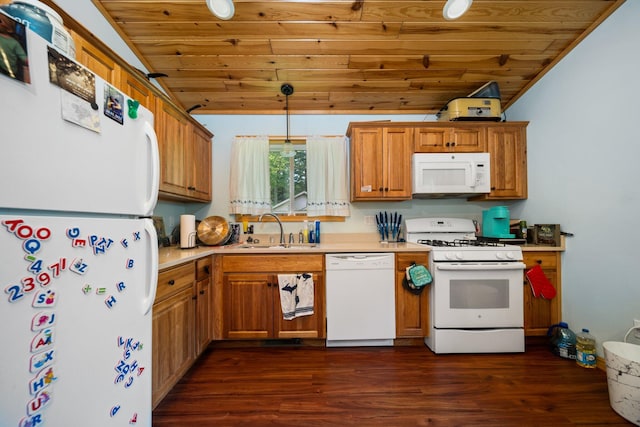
153,339 -> 631,426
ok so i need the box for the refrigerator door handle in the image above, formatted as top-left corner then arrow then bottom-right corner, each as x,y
144,121 -> 161,216
142,218 -> 159,315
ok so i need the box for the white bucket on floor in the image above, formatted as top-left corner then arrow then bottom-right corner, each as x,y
603,341 -> 640,426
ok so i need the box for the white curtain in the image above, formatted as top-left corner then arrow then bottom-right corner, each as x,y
229,135 -> 271,215
306,135 -> 351,217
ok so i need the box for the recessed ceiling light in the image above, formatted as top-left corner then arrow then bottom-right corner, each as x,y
443,0 -> 473,20
206,0 -> 235,20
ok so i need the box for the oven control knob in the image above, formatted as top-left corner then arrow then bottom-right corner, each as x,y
496,252 -> 516,260
455,252 -> 464,260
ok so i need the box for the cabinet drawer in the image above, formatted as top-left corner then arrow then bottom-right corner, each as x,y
396,252 -> 429,272
196,256 -> 212,280
156,262 -> 195,303
523,252 -> 558,269
222,254 -> 323,273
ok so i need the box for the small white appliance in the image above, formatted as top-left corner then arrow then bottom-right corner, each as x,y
325,253 -> 395,347
405,218 -> 525,354
1,24 -> 158,426
412,152 -> 490,197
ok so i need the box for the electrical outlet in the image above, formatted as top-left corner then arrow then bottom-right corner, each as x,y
635,319 -> 640,339
364,215 -> 375,225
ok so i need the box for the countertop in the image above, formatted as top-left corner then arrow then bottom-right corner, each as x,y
158,233 -> 565,271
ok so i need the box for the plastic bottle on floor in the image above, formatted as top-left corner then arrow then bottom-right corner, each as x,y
576,328 -> 597,368
547,322 -> 577,360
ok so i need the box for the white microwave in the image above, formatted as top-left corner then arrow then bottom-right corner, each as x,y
412,152 -> 491,197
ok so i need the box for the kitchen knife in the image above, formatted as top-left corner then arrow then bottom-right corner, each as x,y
384,211 -> 389,240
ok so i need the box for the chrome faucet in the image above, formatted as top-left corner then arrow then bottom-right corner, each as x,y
258,213 -> 285,246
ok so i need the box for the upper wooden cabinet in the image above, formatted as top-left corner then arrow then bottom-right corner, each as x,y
155,98 -> 213,202
414,125 -> 487,153
70,30 -> 120,86
347,121 -> 528,202
119,68 -> 155,111
69,30 -> 213,203
348,124 -> 413,201
473,123 -> 528,200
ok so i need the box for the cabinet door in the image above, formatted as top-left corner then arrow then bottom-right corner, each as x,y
155,98 -> 190,197
485,125 -> 528,199
120,69 -> 155,111
152,286 -> 195,408
222,273 -> 274,339
414,127 -> 449,152
351,127 -> 384,200
195,277 -> 211,354
449,127 -> 487,152
383,127 -> 413,199
523,252 -> 561,336
187,125 -> 212,201
395,253 -> 430,338
195,256 -> 212,354
71,31 -> 120,86
274,272 -> 325,339
414,126 -> 485,152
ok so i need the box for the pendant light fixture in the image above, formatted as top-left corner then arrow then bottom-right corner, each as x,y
206,0 -> 234,20
443,0 -> 473,20
280,83 -> 296,158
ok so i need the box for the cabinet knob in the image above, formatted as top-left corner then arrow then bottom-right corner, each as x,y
536,260 -> 542,265
188,186 -> 196,191
199,290 -> 205,295
168,279 -> 175,286
379,187 -> 384,192
204,266 -> 210,274
384,187 -> 389,192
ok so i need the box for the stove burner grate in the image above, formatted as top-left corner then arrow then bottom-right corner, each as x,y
417,237 -> 506,248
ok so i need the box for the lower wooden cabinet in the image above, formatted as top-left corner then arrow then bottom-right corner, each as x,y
152,263 -> 195,408
523,251 -> 562,336
395,252 -> 430,338
195,256 -> 213,354
217,255 -> 325,340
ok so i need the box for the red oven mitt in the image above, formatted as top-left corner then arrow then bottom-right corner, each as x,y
525,264 -> 557,299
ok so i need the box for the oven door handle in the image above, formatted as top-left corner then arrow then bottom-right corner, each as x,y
435,262 -> 526,271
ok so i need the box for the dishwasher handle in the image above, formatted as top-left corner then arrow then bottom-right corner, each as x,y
326,253 -> 395,269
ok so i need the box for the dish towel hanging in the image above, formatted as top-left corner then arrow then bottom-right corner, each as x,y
277,273 -> 314,320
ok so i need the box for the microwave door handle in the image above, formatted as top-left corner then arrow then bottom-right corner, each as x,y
468,162 -> 477,188
436,262 -> 526,271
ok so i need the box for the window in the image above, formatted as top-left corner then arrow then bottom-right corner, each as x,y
230,135 -> 349,220
269,139 -> 307,215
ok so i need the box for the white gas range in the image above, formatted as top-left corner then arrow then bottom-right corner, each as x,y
405,217 -> 526,354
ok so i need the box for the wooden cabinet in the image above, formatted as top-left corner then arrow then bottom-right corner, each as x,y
188,125 -> 213,201
218,255 -> 325,340
70,30 -> 120,86
395,252 -> 430,338
155,98 -> 212,202
195,256 -> 213,355
119,68 -> 155,111
474,123 -> 528,200
348,124 -> 413,201
152,263 -> 196,408
522,251 -> 562,336
414,125 -> 487,152
70,29 -> 213,204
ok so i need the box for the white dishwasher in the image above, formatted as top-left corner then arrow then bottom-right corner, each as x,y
325,253 -> 395,347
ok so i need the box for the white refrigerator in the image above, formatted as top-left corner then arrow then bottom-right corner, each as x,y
1,18 -> 159,427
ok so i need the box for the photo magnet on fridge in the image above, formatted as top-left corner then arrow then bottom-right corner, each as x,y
104,84 -> 124,125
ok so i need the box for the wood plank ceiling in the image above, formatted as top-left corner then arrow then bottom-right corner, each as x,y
90,0 -> 625,115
